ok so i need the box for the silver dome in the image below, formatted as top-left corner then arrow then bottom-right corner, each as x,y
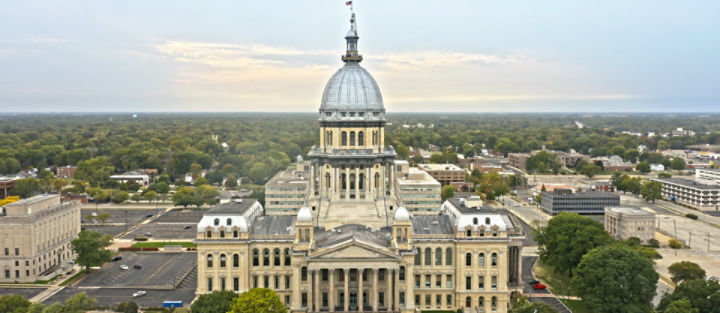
320,63 -> 384,113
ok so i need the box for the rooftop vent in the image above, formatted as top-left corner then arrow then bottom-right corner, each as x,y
233,199 -> 243,203
432,220 -> 439,225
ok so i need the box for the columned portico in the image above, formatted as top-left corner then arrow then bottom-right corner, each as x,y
302,264 -> 401,312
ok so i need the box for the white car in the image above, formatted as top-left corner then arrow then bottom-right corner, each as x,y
132,291 -> 147,297
120,265 -> 129,270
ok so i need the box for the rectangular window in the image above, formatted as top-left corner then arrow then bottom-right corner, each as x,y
380,292 -> 385,306
425,295 -> 431,307
15,248 -> 19,256
302,293 -> 308,308
286,275 -> 291,289
208,277 -> 213,291
322,292 -> 328,307
220,231 -> 225,238
4,270 -> 9,278
400,292 -> 405,306
221,277 -> 226,290
3,248 -> 7,256
322,269 -> 328,281
233,231 -> 238,238
436,295 -> 442,307
479,275 -> 484,290
447,295 -> 452,306
425,274 -> 431,287
264,275 -> 269,288
233,277 -> 239,291
415,275 -> 421,288
446,274 -> 452,288
492,275 -> 497,289
15,270 -> 19,278
436,275 -> 442,287
253,276 -> 258,288
275,276 -> 279,289
466,276 -> 472,290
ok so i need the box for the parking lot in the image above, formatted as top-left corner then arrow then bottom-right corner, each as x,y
81,209 -> 159,236
0,287 -> 47,300
46,268 -> 197,308
121,209 -> 205,240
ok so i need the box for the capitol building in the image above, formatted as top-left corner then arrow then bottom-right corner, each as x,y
196,11 -> 525,313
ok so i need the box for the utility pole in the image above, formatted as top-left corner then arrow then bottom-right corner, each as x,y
689,232 -> 692,247
709,233 -> 711,252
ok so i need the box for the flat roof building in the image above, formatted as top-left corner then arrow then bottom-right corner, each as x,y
417,164 -> 466,186
541,189 -> 620,215
0,194 -> 81,283
605,207 -> 655,244
652,177 -> 720,211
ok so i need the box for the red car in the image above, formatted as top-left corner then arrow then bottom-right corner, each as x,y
533,283 -> 547,290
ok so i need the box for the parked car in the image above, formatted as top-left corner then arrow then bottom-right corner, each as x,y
533,283 -> 547,290
183,226 -> 192,229
120,265 -> 129,270
133,264 -> 142,269
146,214 -> 153,218
145,232 -> 152,237
132,291 -> 147,297
528,280 -> 540,285
111,256 -> 122,262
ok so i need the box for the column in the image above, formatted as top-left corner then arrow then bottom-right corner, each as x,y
329,269 -> 336,312
406,264 -> 415,310
292,265 -> 301,310
394,268 -> 400,309
358,268 -> 364,311
308,269 -> 314,311
372,268 -> 379,312
315,270 -> 321,312
344,269 -> 350,312
386,269 -> 392,312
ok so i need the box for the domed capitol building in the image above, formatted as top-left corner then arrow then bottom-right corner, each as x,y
196,10 -> 525,313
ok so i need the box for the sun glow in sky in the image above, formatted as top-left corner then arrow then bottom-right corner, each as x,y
0,0 -> 718,112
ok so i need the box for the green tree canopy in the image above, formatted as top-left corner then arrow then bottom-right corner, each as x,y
571,244 -> 658,313
71,230 -> 113,271
670,157 -> 687,170
657,279 -> 720,313
665,298 -> 700,313
668,261 -> 706,283
191,290 -> 238,313
641,181 -> 663,203
441,185 -> 456,201
12,178 -> 39,198
229,288 -> 286,313
535,212 -> 613,276
0,294 -> 31,313
578,162 -> 601,179
636,161 -> 651,174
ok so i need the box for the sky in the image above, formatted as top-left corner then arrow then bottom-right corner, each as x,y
0,0 -> 718,113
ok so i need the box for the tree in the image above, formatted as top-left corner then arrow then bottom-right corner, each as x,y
668,261 -> 706,283
229,288 -> 287,313
130,193 -> 142,204
123,301 -> 139,313
640,181 -> 662,203
571,245 -> 658,313
670,157 -> 687,170
225,174 -> 238,188
143,190 -> 157,203
71,230 -> 113,271
526,151 -> 562,174
636,161 -> 651,174
535,212 -> 613,276
494,137 -> 520,156
110,190 -> 129,204
429,152 -> 445,164
12,178 -> 39,198
611,172 -> 623,190
665,298 -> 700,313
657,140 -> 671,150
624,149 -> 640,163
657,279 -> 720,313
441,185 -> 456,201
51,178 -> 68,192
0,294 -> 31,313
194,176 -> 209,186
578,162 -> 601,179
96,212 -> 111,223
196,185 -> 220,207
410,154 -> 424,165
191,290 -> 238,313
610,145 -> 626,157
147,182 -> 170,194
173,186 -> 199,208
62,292 -> 97,313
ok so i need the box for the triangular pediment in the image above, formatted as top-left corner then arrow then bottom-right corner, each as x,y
311,240 -> 399,260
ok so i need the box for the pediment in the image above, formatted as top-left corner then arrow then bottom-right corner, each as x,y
311,240 -> 398,260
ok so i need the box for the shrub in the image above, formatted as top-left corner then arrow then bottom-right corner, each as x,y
134,237 -> 149,241
685,213 -> 698,220
646,239 -> 660,248
669,239 -> 683,249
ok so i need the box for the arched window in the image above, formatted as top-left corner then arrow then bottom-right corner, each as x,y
374,173 -> 380,188
399,266 -> 405,281
350,173 -> 356,189
301,267 -> 308,281
465,297 -> 471,308
342,131 -> 347,146
491,253 -> 497,266
207,254 -> 213,267
446,248 -> 453,265
473,217 -> 478,225
358,173 -> 364,189
350,132 -> 356,145
465,253 -> 472,266
214,218 -> 220,226
485,217 -> 491,225
435,248 -> 442,266
233,254 -> 239,267
263,248 -> 270,266
220,254 -> 226,267
342,173 -> 347,190
284,248 -> 291,266
226,218 -> 232,226
273,248 -> 281,266
325,173 -> 331,188
491,296 -> 497,310
327,131 -> 333,145
479,296 -> 484,308
414,248 -> 421,266
424,248 -> 432,265
252,249 -> 259,266
479,253 -> 485,267
358,131 -> 364,146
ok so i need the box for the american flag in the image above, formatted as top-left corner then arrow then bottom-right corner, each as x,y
346,1 -> 352,6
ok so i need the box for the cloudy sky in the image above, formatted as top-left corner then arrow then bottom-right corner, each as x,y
0,0 -> 718,112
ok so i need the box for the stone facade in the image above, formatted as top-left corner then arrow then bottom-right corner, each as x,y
0,194 -> 80,282
604,207 -> 655,244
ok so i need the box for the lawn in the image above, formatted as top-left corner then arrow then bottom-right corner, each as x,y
533,260 -> 573,296
132,241 -> 197,248
561,299 -> 592,313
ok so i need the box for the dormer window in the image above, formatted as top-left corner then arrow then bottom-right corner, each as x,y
358,112 -> 364,117
349,112 -> 355,117
373,112 -> 379,117
485,218 -> 491,225
473,218 -> 478,225
325,112 -> 332,117
226,218 -> 232,226
214,218 -> 220,226
341,112 -> 347,117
